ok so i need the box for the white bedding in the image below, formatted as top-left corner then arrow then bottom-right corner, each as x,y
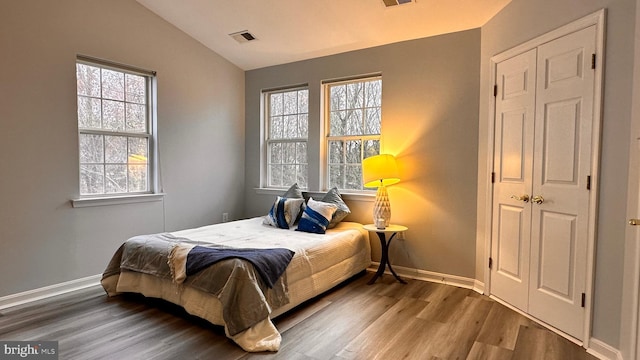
101,217 -> 371,352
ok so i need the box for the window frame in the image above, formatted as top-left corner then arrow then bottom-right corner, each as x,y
262,85 -> 310,189
322,75 -> 382,192
75,55 -> 158,200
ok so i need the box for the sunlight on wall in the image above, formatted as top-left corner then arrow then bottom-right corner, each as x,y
375,96 -> 478,276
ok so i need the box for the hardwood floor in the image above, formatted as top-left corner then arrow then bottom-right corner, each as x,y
0,273 -> 597,360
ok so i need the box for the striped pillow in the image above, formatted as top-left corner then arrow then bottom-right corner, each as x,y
263,196 -> 305,229
296,198 -> 338,234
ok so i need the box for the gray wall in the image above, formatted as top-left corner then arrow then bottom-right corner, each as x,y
478,0 -> 636,348
620,2 -> 640,358
0,0 -> 245,297
244,30 -> 481,278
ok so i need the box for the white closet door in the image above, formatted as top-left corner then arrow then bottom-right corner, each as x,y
528,25 -> 596,340
490,48 -> 537,312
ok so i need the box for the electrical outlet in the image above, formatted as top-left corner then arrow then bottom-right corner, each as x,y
222,212 -> 229,222
397,231 -> 405,240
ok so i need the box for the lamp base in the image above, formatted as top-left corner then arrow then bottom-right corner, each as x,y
373,185 -> 391,228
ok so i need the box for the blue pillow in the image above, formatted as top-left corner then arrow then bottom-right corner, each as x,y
296,198 -> 338,234
263,196 -> 305,229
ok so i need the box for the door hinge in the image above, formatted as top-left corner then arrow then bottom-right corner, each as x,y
587,175 -> 591,190
489,257 -> 493,269
493,84 -> 498,97
491,172 -> 495,183
591,54 -> 596,70
581,293 -> 586,307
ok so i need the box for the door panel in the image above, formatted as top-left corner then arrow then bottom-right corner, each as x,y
491,49 -> 537,312
529,25 -> 596,340
497,204 -> 525,279
501,111 -> 527,181
543,99 -> 581,184
545,48 -> 585,86
503,68 -> 531,99
537,210 -> 577,300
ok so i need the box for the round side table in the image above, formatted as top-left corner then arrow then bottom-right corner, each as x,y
363,224 -> 408,285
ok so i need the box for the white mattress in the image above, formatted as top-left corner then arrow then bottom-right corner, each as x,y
105,217 -> 371,351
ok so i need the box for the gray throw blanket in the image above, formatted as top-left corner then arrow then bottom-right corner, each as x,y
101,233 -> 291,336
186,246 -> 294,288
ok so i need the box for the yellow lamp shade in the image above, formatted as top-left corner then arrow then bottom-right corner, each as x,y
362,154 -> 400,188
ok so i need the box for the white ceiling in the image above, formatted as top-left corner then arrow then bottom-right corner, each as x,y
136,0 -> 512,71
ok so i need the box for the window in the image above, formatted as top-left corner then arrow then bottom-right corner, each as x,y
326,76 -> 382,190
264,87 -> 309,189
76,58 -> 155,196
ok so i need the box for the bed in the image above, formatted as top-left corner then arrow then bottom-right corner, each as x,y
100,186 -> 371,352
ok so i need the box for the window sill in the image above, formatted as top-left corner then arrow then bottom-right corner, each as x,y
71,193 -> 165,208
254,188 -> 375,202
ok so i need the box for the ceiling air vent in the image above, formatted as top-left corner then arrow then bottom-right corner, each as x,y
229,30 -> 257,44
382,0 -> 412,7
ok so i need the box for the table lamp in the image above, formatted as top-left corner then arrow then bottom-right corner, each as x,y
362,154 -> 400,229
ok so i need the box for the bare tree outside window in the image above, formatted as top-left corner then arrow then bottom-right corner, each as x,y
327,77 -> 382,190
265,88 -> 309,189
76,61 -> 153,196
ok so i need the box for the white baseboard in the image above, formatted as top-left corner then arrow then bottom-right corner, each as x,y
367,262 -> 483,294
473,279 -> 485,294
0,274 -> 102,311
588,338 -> 623,360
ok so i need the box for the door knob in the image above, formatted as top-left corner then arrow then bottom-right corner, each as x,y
532,195 -> 544,204
630,219 -> 640,226
510,194 -> 530,202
